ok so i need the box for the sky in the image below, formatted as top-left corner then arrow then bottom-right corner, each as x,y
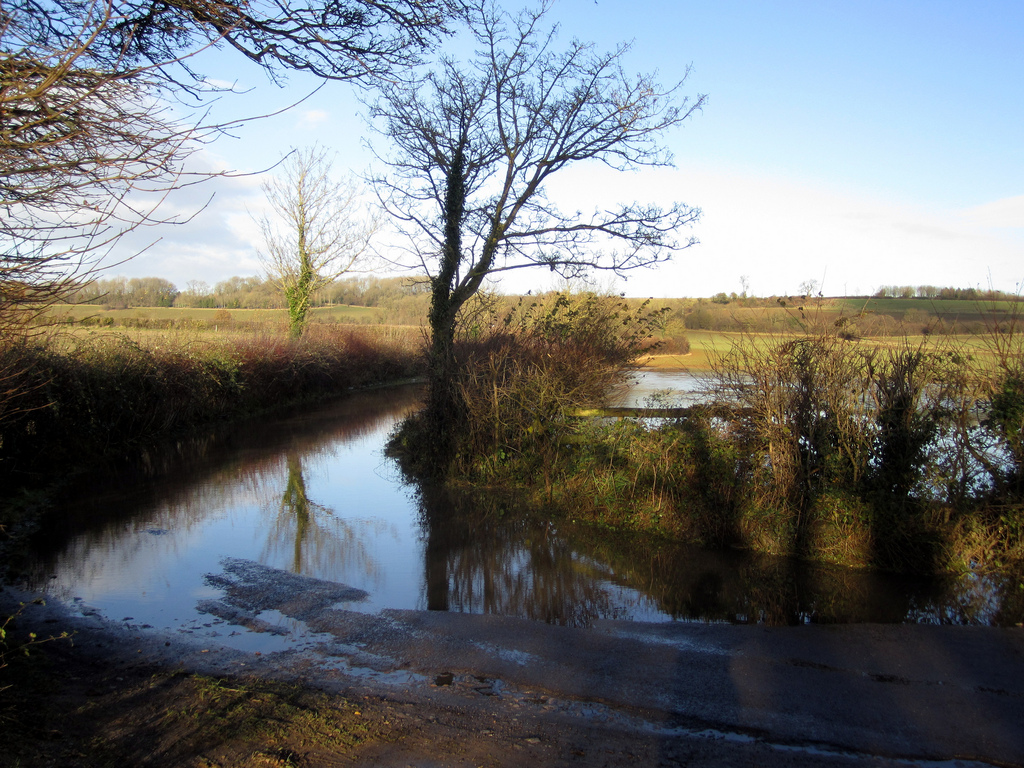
105,0 -> 1024,298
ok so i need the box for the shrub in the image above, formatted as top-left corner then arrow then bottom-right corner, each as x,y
702,329 -> 1024,571
712,333 -> 874,518
390,291 -> 668,484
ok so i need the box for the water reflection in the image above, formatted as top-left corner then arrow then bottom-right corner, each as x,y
418,487 -> 624,625
610,369 -> 710,408
566,528 -> 963,625
19,387 -> 426,625
12,375 -> 1024,633
260,452 -> 383,585
411,484 -> 993,626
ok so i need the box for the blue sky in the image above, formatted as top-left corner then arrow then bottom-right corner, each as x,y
108,0 -> 1024,298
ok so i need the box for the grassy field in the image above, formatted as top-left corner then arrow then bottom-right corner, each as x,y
47,295 -> 1024,338
59,322 -> 426,354
48,303 -> 383,325
646,328 -> 1005,372
835,296 -> 1021,321
646,330 -> 733,370
669,295 -> 1023,338
42,299 -> 1020,377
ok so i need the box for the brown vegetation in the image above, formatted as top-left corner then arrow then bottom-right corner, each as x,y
0,326 -> 423,502
388,292 -> 669,482
401,294 -> 1024,576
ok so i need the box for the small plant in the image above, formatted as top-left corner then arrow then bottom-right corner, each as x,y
461,292 -> 665,482
1,600 -> 72,695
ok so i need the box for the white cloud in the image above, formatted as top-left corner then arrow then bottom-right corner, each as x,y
537,165 -> 1024,297
94,155 -> 1024,298
296,109 -> 330,130
960,195 -> 1024,229
95,151 -> 268,288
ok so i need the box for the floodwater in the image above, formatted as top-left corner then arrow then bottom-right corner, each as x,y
611,368 -> 710,408
14,373 -> 1024,651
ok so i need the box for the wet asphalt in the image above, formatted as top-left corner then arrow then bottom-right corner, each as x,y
4,560 -> 1023,767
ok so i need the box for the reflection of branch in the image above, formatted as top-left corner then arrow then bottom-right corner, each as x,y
417,488 -> 617,626
279,453 -> 315,574
417,485 -> 968,627
262,452 -> 382,585
25,387 -> 422,595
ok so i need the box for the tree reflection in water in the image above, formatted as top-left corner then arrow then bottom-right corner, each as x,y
417,485 -> 622,626
21,387 -> 423,599
567,529 -> 953,625
261,451 -> 384,586
20,381 -> 1024,628
413,481 -> 997,626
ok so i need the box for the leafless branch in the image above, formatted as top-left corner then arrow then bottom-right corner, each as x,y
256,145 -> 379,336
365,0 -> 704,352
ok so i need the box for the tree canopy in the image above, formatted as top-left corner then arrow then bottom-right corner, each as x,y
9,0 -> 464,84
367,0 -> 704,356
2,1 -> 209,334
1,0 -> 461,336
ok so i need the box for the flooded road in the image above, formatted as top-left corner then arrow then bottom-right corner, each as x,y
7,373 -> 1024,765
14,373 -> 1023,644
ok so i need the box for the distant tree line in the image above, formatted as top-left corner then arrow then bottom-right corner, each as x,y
69,277 -> 180,308
63,277 -> 1020,339
873,285 -> 1021,301
68,275 -> 431,314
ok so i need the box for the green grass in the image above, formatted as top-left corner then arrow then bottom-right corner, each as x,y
312,304 -> 382,322
835,296 -> 1020,322
649,326 -> 1009,373
647,330 -> 734,370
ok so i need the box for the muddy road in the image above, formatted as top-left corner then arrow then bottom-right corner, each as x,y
4,559 -> 1022,767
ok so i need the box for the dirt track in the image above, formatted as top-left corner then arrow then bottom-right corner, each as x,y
3,559 -> 1023,767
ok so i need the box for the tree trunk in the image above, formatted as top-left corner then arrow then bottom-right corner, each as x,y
418,139 -> 471,473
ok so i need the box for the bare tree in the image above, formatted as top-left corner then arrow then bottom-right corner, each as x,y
1,0 -> 462,340
257,146 -> 379,337
1,0 -> 225,341
11,0 -> 464,84
798,278 -> 821,298
366,0 -> 704,438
